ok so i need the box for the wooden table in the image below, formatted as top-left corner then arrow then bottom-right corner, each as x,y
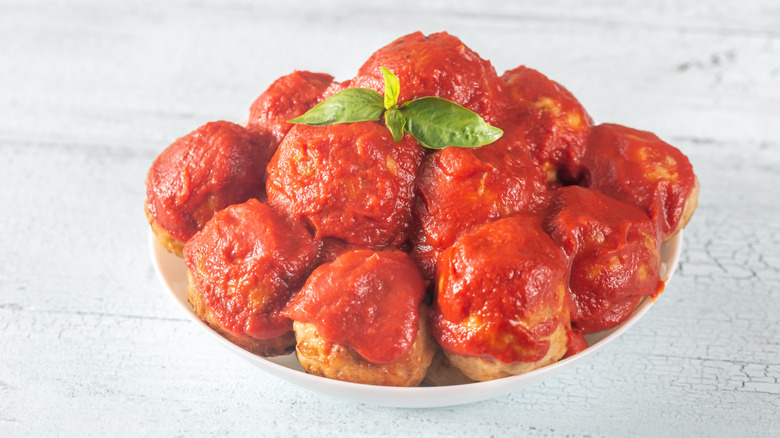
2,1 -> 778,436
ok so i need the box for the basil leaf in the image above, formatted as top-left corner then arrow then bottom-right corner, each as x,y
384,108 -> 406,142
400,97 -> 503,149
288,88 -> 384,125
381,66 -> 400,110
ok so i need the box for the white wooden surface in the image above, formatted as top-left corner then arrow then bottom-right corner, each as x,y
2,0 -> 778,436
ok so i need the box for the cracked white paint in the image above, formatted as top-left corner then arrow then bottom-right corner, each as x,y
1,0 -> 779,436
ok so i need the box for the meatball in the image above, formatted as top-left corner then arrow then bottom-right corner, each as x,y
411,139 -> 548,279
544,186 -> 665,334
266,122 -> 424,248
183,199 -> 319,357
350,31 -> 505,124
431,215 -> 571,381
145,121 -> 270,256
583,123 -> 699,240
500,66 -> 593,184
247,70 -> 335,155
284,249 -> 435,386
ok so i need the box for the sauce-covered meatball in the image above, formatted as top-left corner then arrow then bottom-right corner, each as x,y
431,215 -> 571,381
351,31 -> 505,124
266,122 -> 424,248
284,249 -> 435,386
583,123 -> 698,240
412,140 -> 549,279
544,186 -> 665,334
145,121 -> 270,256
183,199 -> 319,357
247,70 -> 335,155
500,66 -> 593,184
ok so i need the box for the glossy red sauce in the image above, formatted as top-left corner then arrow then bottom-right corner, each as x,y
145,121 -> 269,243
350,31 -> 505,124
284,249 -> 426,364
183,199 -> 319,339
266,121 -> 424,248
316,237 -> 356,265
431,215 -> 569,364
500,66 -> 593,184
412,138 -> 549,276
583,123 -> 696,239
247,70 -> 334,154
544,186 -> 665,334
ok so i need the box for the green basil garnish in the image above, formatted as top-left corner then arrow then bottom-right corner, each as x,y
384,107 -> 406,142
288,67 -> 503,149
400,97 -> 503,149
381,66 -> 400,110
287,88 -> 384,125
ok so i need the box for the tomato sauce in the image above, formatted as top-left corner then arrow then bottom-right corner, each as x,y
500,66 -> 593,184
247,70 -> 334,155
145,121 -> 270,244
351,31 -> 505,124
284,249 -> 426,364
266,122 -> 424,248
544,186 -> 665,334
431,215 -> 569,364
183,199 -> 319,339
583,123 -> 697,239
412,137 -> 549,276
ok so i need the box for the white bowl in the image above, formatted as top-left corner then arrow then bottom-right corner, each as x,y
150,229 -> 682,408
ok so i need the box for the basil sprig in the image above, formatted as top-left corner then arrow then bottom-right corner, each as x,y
286,88 -> 384,125
381,66 -> 400,111
288,67 -> 503,149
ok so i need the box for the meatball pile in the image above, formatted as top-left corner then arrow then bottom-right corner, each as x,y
145,31 -> 698,386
